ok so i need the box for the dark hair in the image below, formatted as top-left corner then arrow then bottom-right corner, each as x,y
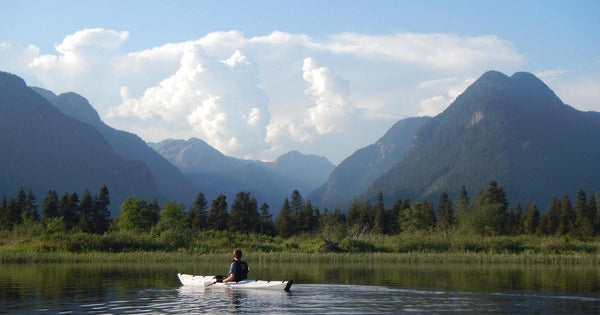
234,249 -> 243,259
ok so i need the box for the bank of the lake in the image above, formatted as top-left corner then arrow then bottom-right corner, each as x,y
1,229 -> 599,264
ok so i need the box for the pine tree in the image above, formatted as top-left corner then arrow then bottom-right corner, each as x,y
0,196 -> 6,229
289,190 -> 304,216
509,203 -> 523,235
77,190 -> 94,232
574,188 -> 594,238
229,192 -> 260,233
455,185 -> 470,227
588,193 -> 599,235
436,192 -> 455,231
539,196 -> 561,235
91,185 -> 111,234
188,192 -> 208,232
373,192 -> 386,234
23,189 -> 39,221
523,203 -> 540,234
557,194 -> 575,236
422,200 -> 436,228
1,199 -> 20,230
276,198 -> 294,237
207,194 -> 228,231
259,203 -> 276,236
42,190 -> 59,224
140,199 -> 160,231
15,187 -> 26,216
298,200 -> 315,233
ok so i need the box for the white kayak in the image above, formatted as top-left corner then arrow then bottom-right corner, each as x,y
177,273 -> 293,291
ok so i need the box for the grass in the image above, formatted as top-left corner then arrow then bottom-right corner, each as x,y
1,250 -> 598,265
1,224 -> 599,265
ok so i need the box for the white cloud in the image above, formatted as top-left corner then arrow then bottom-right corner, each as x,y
553,78 -> 600,112
302,58 -> 355,135
113,48 -> 271,157
535,69 -> 566,83
1,28 -> 531,163
417,77 -> 475,116
319,33 -> 523,69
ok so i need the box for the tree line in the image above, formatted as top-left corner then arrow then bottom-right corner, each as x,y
0,186 -> 110,234
1,181 -> 599,239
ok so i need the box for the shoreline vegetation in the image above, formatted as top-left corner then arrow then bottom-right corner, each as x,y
1,182 -> 599,265
1,229 -> 598,264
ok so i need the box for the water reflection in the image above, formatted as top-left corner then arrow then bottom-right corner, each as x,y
0,262 -> 598,314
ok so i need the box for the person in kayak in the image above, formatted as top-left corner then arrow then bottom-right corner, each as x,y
222,248 -> 248,283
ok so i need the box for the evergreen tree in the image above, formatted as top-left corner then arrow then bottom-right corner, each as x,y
259,203 -> 276,236
276,198 -> 294,237
229,192 -> 260,233
539,196 -> 561,235
1,199 -> 20,230
436,192 -> 455,231
455,185 -> 470,227
373,192 -> 386,234
42,190 -> 59,223
422,200 -> 437,228
391,197 -> 410,233
15,187 -> 26,216
289,190 -> 304,216
557,194 -> 576,236
505,203 -> 523,235
139,199 -> 161,231
188,192 -> 208,232
0,196 -> 6,229
76,190 -> 94,232
588,193 -> 599,235
297,200 -> 316,233
331,208 -> 346,225
207,194 -> 228,231
23,189 -> 39,221
58,193 -> 79,230
523,203 -> 540,234
574,188 -> 594,238
91,185 -> 111,234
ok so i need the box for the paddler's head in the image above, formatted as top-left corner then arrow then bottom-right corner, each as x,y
233,248 -> 243,260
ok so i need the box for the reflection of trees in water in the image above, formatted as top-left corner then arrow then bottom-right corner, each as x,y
0,261 -> 598,307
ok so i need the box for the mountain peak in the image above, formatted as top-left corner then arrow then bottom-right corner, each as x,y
51,92 -> 102,127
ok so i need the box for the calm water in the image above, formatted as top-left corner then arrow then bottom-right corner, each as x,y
0,261 -> 599,314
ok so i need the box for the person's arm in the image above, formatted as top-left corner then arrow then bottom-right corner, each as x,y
223,261 -> 237,283
223,272 -> 235,283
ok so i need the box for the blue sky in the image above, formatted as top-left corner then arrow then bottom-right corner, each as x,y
1,1 -> 599,163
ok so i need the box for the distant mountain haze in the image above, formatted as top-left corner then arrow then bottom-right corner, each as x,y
31,87 -> 198,207
0,71 -> 161,216
150,138 -> 335,212
308,116 -> 430,209
365,71 -> 600,209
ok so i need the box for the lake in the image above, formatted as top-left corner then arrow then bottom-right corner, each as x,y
0,260 -> 599,314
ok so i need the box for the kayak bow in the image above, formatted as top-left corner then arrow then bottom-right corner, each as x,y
177,273 -> 293,291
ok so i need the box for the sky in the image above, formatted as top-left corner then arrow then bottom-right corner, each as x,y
1,0 -> 599,164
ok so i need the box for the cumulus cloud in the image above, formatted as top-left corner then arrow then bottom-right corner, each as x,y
113,49 -> 270,157
1,28 -> 532,162
302,58 -> 355,135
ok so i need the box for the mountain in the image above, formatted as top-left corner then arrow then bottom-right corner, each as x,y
31,88 -> 197,206
308,116 -> 430,209
0,71 -> 161,216
150,138 -> 335,211
365,71 -> 600,209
